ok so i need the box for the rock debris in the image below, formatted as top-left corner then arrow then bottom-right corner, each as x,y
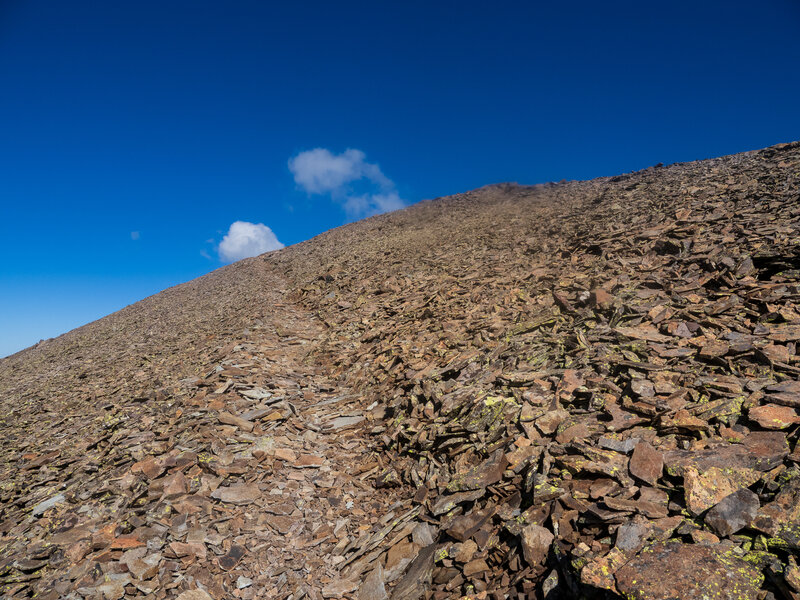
2,141 -> 800,599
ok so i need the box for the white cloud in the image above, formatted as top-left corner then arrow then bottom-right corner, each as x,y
288,148 -> 406,218
218,221 -> 284,263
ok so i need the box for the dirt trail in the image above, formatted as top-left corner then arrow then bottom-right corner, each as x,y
0,269 -> 406,599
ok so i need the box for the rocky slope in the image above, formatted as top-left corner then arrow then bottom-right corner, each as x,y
1,141 -> 799,600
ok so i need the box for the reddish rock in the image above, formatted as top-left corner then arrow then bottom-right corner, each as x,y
110,534 -> 145,550
132,457 -> 165,480
294,454 -> 325,468
629,441 -> 663,485
614,542 -> 763,600
589,288 -> 613,308
535,409 -> 568,435
748,403 -> 800,429
162,471 -> 187,499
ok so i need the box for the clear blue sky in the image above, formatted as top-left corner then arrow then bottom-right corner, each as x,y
2,1 -> 799,358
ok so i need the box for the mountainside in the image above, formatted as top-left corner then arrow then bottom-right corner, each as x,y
2,141 -> 800,600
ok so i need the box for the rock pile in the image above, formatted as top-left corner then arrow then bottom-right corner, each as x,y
278,142 -> 800,599
1,141 -> 799,600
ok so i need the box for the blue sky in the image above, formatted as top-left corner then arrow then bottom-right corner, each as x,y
1,1 -> 800,357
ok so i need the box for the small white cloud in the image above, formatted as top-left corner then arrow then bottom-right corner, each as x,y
130,231 -> 140,240
288,148 -> 365,195
288,148 -> 406,218
218,221 -> 284,263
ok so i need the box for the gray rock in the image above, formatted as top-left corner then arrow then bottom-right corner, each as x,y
328,415 -> 365,430
598,436 -> 640,454
390,544 -> 436,600
705,488 -> 759,537
358,563 -> 387,600
615,517 -> 651,552
32,494 -> 65,516
541,569 -> 559,599
411,522 -> 436,547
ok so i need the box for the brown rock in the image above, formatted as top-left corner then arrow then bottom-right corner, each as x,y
384,540 -> 419,582
217,411 -> 254,432
95,573 -> 132,600
580,548 -> 628,591
446,449 -> 508,492
294,454 -> 325,468
162,471 -> 187,498
210,484 -> 261,505
520,524 -> 553,566
535,409 -> 569,435
462,558 -> 489,577
615,542 -> 762,600
446,507 -> 494,542
748,403 -> 800,429
630,379 -> 655,398
390,544 -> 436,600
217,544 -> 245,571
175,591 -> 214,600
110,534 -> 145,550
274,447 -> 297,462
132,457 -> 165,480
453,539 -> 478,563
629,441 -> 662,485
555,422 -> 589,444
786,557 -> 800,593
699,340 -> 730,359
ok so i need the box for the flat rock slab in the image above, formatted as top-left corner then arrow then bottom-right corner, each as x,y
175,590 -> 214,600
663,435 -> 788,475
210,484 -> 261,505
629,441 -> 662,485
31,493 -> 65,516
683,466 -> 761,515
327,415 -> 365,430
749,403 -> 800,429
615,542 -> 763,600
705,489 -> 760,537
